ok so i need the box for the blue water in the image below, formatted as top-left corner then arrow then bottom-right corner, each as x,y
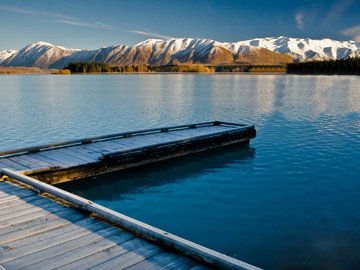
1,74 -> 360,269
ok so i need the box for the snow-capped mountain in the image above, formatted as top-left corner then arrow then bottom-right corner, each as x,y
1,37 -> 359,69
1,41 -> 79,68
51,38 -> 292,68
234,36 -> 360,61
0,50 -> 17,64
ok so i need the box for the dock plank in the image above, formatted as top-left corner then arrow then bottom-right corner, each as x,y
55,148 -> 97,163
29,231 -> 134,270
14,154 -> 54,168
37,150 -> 87,167
88,244 -> 162,270
0,158 -> 29,171
8,156 -> 40,169
123,252 -> 198,270
4,226 -> 122,269
0,207 -> 77,237
0,218 -> 101,264
0,210 -> 84,246
30,152 -> 70,168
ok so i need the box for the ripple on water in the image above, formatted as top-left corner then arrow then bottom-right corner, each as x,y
2,75 -> 360,270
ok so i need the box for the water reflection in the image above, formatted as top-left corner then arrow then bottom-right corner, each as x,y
1,75 -> 360,151
58,143 -> 255,201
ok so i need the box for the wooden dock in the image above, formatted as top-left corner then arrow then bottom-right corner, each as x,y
0,121 -> 258,269
0,121 -> 256,184
0,169 -> 260,270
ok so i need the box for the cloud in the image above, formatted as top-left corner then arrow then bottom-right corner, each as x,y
295,11 -> 305,30
126,30 -> 172,39
341,25 -> 360,41
0,4 -> 111,29
55,19 -> 111,29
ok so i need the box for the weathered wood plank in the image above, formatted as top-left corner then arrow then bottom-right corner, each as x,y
56,238 -> 149,270
0,189 -> 35,202
0,210 -> 86,245
0,200 -> 63,222
78,143 -> 108,154
0,158 -> 29,171
30,152 -> 69,167
0,161 -> 10,169
0,219 -> 108,264
3,226 -> 122,269
53,148 -> 95,163
28,230 -> 134,270
15,154 -> 53,168
0,195 -> 45,212
0,207 -> 75,236
0,218 -> 101,263
72,145 -> 103,158
88,243 -> 162,270
37,150 -> 87,167
0,197 -> 68,222
55,148 -> 97,163
8,156 -> 40,169
123,251 -> 198,270
0,204 -> 75,233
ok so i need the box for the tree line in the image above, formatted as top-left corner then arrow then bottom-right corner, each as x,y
287,57 -> 360,75
64,62 -> 215,73
64,62 -> 285,73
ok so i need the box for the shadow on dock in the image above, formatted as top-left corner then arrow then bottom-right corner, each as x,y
57,143 -> 255,200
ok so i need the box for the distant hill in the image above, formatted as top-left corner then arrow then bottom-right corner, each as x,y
1,37 -> 359,69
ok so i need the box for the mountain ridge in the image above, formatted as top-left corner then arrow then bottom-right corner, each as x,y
1,37 -> 359,69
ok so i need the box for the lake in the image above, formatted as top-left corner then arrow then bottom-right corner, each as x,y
1,74 -> 360,269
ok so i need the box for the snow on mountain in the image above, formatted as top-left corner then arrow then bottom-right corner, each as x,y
0,50 -> 17,64
2,41 -> 79,68
235,36 -> 360,61
49,38 -> 291,68
1,37 -> 359,69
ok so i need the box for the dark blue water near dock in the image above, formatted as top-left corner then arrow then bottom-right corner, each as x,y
1,74 -> 360,269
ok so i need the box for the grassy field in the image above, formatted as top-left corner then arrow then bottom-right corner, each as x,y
0,67 -> 50,74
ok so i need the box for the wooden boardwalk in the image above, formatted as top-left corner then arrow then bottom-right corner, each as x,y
0,122 -> 256,184
0,179 -> 210,270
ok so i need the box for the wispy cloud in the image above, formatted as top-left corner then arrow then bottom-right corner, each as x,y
0,4 -> 111,29
295,11 -> 305,30
55,19 -> 111,29
126,30 -> 172,39
341,25 -> 360,41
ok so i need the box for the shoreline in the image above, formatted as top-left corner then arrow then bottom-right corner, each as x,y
0,67 -> 358,76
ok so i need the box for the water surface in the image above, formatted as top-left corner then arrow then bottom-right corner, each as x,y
1,74 -> 360,269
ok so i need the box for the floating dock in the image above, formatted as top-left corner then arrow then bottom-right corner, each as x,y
0,121 -> 258,270
0,121 -> 256,184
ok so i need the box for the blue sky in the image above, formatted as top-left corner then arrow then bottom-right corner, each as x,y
0,0 -> 359,50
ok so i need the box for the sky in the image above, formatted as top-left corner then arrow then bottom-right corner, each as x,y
0,0 -> 360,51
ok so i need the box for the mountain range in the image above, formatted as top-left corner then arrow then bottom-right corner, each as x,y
1,37 -> 359,69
